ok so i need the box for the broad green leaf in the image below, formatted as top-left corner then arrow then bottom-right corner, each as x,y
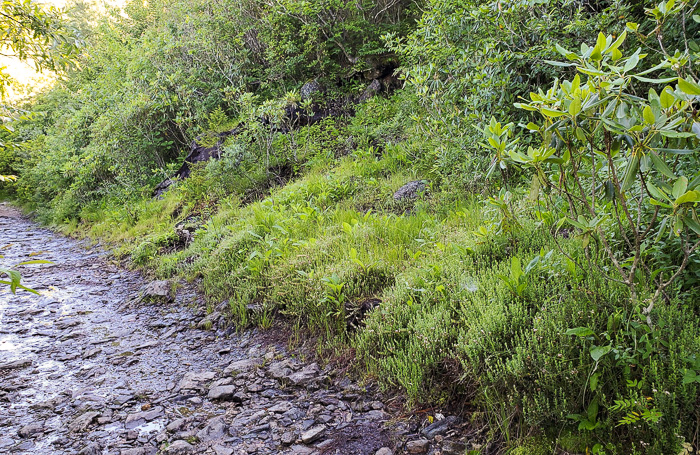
660,87 -> 675,108
683,216 -> 700,236
623,52 -> 640,72
590,345 -> 612,362
675,190 -> 700,205
673,176 -> 688,199
683,369 -> 698,384
541,107 -> 566,117
569,97 -> 582,116
649,152 -> 675,179
643,105 -> 655,124
606,31 -> 627,54
649,198 -> 672,208
679,78 -> 700,95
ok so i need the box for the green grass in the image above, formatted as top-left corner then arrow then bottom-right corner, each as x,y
27,96 -> 700,455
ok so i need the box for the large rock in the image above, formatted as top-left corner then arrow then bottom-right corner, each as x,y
177,371 -> 217,391
122,280 -> 174,308
287,363 -> 321,385
207,385 -> 237,401
18,423 -> 43,438
140,280 -> 174,303
164,440 -> 194,454
223,358 -> 261,376
393,181 -> 427,201
0,359 -> 32,370
69,411 -> 100,433
125,407 -> 164,429
300,424 -> 326,444
421,415 -> 460,438
406,439 -> 430,454
301,80 -> 324,101
196,417 -> 228,442
267,360 -> 294,380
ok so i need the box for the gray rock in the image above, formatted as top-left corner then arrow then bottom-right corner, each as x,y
120,449 -> 151,455
0,359 -> 32,370
268,360 -> 294,380
177,371 -> 216,391
196,311 -> 221,330
69,411 -> 100,433
393,180 -> 427,201
196,417 -> 228,442
125,407 -> 164,429
141,280 -> 173,301
18,422 -> 43,438
208,385 -> 237,401
223,358 -> 261,376
289,445 -> 317,455
213,444 -> 234,455
421,415 -> 459,438
359,79 -> 382,103
301,424 -> 326,444
268,401 -> 292,413
406,439 -> 430,454
164,440 -> 194,454
301,80 -> 323,101
167,418 -> 187,433
281,431 -> 296,445
375,448 -> 393,455
78,443 -> 101,455
288,363 -> 321,385
442,440 -> 468,455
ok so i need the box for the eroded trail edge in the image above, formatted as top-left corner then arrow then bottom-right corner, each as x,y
0,205 -> 469,455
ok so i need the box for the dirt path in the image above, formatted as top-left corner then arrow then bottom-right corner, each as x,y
0,204 -> 467,455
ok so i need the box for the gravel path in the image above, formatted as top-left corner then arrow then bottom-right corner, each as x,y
0,204 -> 468,455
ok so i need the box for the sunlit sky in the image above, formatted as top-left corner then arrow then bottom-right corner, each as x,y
2,0 -> 124,102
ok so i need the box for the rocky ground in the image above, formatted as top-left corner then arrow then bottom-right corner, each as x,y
0,204 -> 477,455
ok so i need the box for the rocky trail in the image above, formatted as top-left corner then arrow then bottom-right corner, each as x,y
0,204 -> 472,455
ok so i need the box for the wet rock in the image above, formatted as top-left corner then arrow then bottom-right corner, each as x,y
177,371 -> 216,391
406,439 -> 430,454
0,359 -> 32,370
79,442 -> 101,455
289,445 -> 317,454
196,311 -> 221,330
393,180 -> 427,201
301,424 -> 326,444
196,416 -> 228,442
124,280 -> 174,307
223,358 -> 261,376
281,431 -> 296,445
288,362 -> 321,385
167,418 -> 187,433
125,407 -> 164,429
268,360 -> 294,380
208,385 -> 237,401
213,444 -> 234,455
375,448 -> 393,455
442,440 -> 468,455
165,440 -> 195,454
421,415 -> 460,438
268,401 -> 292,413
18,422 -> 43,438
69,411 -> 100,432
